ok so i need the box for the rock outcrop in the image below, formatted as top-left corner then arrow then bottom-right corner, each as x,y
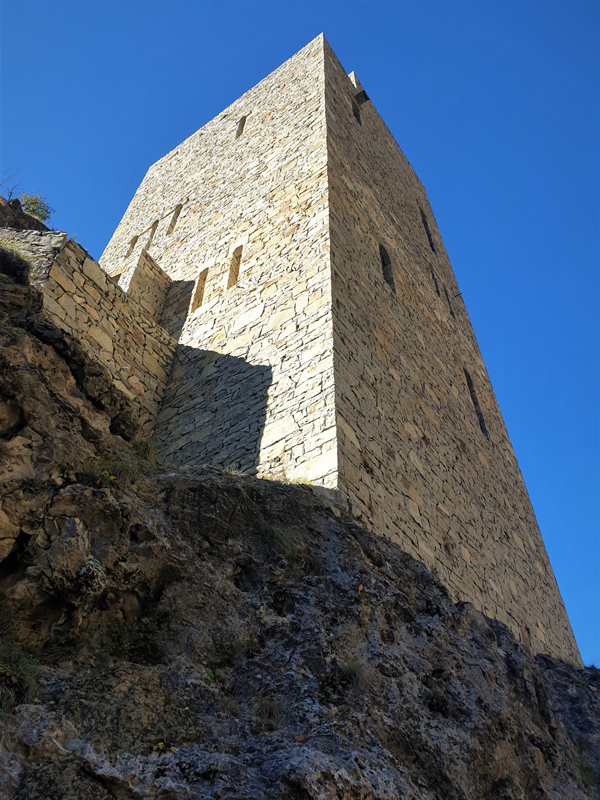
0,197 -> 49,233
0,243 -> 598,799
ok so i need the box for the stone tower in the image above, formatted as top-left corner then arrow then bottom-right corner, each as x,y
100,35 -> 580,664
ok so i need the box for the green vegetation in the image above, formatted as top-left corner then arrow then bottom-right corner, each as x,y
19,192 -> 54,223
0,636 -> 38,715
132,437 -> 157,465
78,440 -> 158,488
222,465 -> 246,477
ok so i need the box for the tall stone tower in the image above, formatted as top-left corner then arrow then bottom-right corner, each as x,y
100,35 -> 580,664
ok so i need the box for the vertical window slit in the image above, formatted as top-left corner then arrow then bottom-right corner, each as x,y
228,246 -> 243,288
379,244 -> 396,293
191,268 -> 209,312
126,236 -> 139,257
430,269 -> 441,297
168,204 -> 183,235
236,116 -> 247,139
444,287 -> 455,318
464,369 -> 489,439
352,99 -> 361,125
420,209 -> 436,252
146,221 -> 158,249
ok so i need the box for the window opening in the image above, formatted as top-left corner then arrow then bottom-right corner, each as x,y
126,236 -> 139,257
351,98 -> 361,125
464,369 -> 489,438
420,209 -> 436,252
379,244 -> 396,293
354,89 -> 370,106
236,116 -> 248,139
146,221 -> 158,249
167,204 -> 183,235
444,287 -> 455,318
191,268 -> 209,312
430,269 -> 441,297
228,246 -> 243,288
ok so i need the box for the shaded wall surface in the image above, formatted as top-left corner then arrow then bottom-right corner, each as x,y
323,41 -> 579,664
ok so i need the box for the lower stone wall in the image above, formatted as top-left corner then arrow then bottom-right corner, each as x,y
1,230 -> 177,432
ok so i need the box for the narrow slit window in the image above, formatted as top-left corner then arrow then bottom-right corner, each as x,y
352,99 -> 361,125
126,236 -> 139,257
430,269 -> 441,297
379,244 -> 396,293
167,204 -> 183,235
420,209 -> 436,252
228,246 -> 243,288
464,369 -> 489,439
236,116 -> 248,139
444,286 -> 456,318
191,268 -> 209,312
146,220 -> 158,248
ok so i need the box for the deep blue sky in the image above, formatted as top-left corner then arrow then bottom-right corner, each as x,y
2,0 -> 598,663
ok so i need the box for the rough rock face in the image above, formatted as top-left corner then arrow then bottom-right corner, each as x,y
0,258 -> 598,799
0,197 -> 49,233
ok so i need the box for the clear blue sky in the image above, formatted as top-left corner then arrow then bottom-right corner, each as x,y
1,0 -> 598,663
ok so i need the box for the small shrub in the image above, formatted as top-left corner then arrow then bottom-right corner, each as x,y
19,192 -> 54,223
0,637 -> 38,715
78,558 -> 106,594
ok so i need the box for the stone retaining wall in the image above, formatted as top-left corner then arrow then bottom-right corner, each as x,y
0,230 -> 177,432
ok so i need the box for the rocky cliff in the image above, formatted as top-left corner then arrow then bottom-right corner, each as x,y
0,236 -> 598,799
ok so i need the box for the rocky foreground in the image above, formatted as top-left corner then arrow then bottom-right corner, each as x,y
0,245 -> 598,799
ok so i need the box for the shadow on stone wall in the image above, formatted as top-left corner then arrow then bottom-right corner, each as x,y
160,280 -> 195,341
154,344 -> 272,474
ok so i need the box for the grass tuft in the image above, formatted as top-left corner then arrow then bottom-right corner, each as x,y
0,637 -> 38,716
251,695 -> 287,729
78,442 -> 158,488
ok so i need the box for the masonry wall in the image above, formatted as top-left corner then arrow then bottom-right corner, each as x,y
97,34 -> 579,663
323,42 -> 579,664
100,36 -> 338,482
1,230 -> 177,432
